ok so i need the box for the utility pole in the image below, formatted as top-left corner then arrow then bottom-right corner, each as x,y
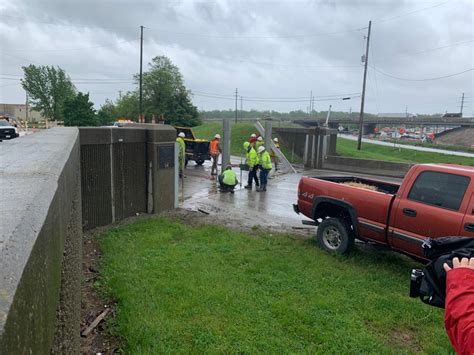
309,91 -> 312,119
234,88 -> 238,123
139,25 -> 144,122
25,91 -> 29,122
119,90 -> 122,100
357,20 -> 371,151
240,96 -> 243,120
405,105 -> 408,118
460,92 -> 465,117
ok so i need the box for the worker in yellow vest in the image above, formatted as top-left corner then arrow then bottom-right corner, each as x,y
218,165 -> 238,193
257,145 -> 272,192
270,137 -> 280,171
243,141 -> 259,190
256,136 -> 264,150
176,132 -> 186,177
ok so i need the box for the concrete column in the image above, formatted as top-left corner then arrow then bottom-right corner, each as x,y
264,119 -> 272,151
303,134 -> 309,166
222,118 -> 231,171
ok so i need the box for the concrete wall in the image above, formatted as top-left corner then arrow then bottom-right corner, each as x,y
323,155 -> 413,178
80,125 -> 176,230
0,128 -> 82,354
273,127 -> 308,158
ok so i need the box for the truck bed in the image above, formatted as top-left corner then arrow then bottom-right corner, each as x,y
314,176 -> 400,195
297,175 -> 401,244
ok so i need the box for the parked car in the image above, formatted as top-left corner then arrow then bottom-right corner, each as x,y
174,126 -> 210,166
0,119 -> 19,140
294,164 -> 474,260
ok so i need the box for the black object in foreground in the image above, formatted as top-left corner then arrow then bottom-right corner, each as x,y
409,236 -> 474,308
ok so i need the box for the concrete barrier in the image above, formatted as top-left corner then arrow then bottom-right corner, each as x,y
0,124 -> 178,353
323,155 -> 413,178
0,128 -> 82,354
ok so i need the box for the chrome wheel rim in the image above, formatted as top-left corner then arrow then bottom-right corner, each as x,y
322,226 -> 342,250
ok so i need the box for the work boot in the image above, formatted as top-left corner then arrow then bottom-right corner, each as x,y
244,185 -> 252,189
256,186 -> 261,192
262,185 -> 267,191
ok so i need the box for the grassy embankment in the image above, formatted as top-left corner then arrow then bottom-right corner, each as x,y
193,121 -> 473,166
97,218 -> 451,353
389,139 -> 474,154
192,121 -> 302,163
337,138 -> 473,166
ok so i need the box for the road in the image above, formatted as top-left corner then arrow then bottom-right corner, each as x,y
340,135 -> 474,158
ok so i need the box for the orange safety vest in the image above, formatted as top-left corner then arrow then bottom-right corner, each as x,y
210,139 -> 220,155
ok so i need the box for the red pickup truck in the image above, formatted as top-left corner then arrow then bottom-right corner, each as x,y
294,164 -> 474,260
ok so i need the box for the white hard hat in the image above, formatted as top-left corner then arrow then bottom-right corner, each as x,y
178,132 -> 185,138
257,145 -> 265,153
257,136 -> 263,141
250,133 -> 256,138
273,137 -> 278,142
214,134 -> 221,139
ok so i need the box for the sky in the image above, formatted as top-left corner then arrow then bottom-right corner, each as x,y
0,0 -> 473,115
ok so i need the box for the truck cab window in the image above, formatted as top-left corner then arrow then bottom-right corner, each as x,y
408,171 -> 470,211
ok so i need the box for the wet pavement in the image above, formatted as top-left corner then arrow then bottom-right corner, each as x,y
179,157 -> 402,233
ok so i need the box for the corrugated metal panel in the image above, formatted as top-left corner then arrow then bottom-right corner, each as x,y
113,142 -> 147,221
80,144 -> 112,230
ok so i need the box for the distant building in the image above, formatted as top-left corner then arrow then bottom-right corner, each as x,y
377,113 -> 417,118
0,103 -> 43,121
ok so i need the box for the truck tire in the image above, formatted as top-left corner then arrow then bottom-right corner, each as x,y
195,159 -> 205,166
316,218 -> 354,255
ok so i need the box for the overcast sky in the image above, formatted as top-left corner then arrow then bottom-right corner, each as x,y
0,0 -> 472,115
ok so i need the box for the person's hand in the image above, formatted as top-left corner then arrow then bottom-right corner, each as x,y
444,257 -> 474,272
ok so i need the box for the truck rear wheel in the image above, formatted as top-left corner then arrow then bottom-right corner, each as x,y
195,159 -> 205,166
316,218 -> 354,254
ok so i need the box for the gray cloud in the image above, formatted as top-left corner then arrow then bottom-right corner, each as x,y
0,0 -> 472,115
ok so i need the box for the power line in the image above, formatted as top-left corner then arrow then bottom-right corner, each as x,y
370,65 -> 474,81
145,25 -> 368,39
6,38 -> 140,52
191,90 -> 361,100
372,1 -> 450,24
1,15 -> 138,29
1,73 -> 133,81
191,92 -> 361,103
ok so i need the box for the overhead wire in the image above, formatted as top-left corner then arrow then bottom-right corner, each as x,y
372,1 -> 451,24
1,15 -> 139,29
144,25 -> 368,39
370,66 -> 474,81
7,38 -> 140,52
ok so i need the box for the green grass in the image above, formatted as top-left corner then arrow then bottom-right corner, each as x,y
97,218 -> 451,353
337,138 -> 474,166
388,139 -> 474,154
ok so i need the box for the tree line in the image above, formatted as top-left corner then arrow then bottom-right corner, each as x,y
21,56 -> 201,127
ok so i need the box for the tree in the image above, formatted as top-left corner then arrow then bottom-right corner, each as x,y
139,56 -> 201,126
97,99 -> 117,126
21,65 -> 76,121
115,92 -> 139,120
63,92 -> 97,127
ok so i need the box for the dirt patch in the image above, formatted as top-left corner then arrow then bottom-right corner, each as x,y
161,208 -> 314,238
81,232 -> 121,354
388,328 -> 422,353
